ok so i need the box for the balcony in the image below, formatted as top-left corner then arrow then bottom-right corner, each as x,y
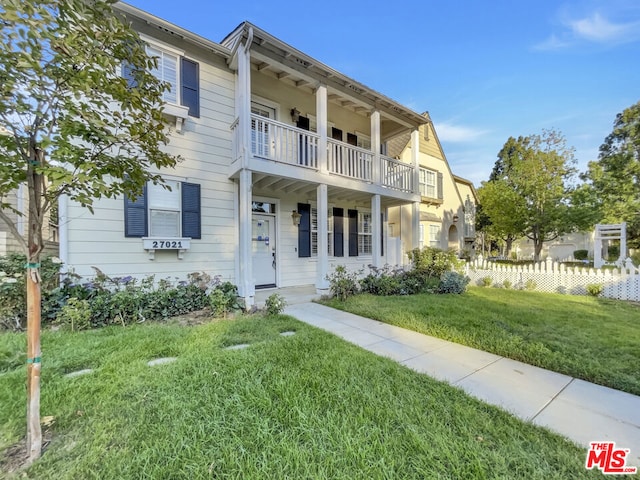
232,114 -> 417,197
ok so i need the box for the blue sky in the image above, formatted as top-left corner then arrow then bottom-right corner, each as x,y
126,0 -> 640,187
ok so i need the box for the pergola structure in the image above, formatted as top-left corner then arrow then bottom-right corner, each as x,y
594,223 -> 627,268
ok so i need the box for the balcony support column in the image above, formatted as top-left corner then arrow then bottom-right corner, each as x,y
316,184 -> 330,293
236,33 -> 252,170
371,194 -> 381,268
411,129 -> 420,195
371,110 -> 381,185
412,201 -> 421,251
316,84 -> 328,174
238,169 -> 254,308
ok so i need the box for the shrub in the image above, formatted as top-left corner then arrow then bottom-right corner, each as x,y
438,271 -> 470,294
503,279 -> 512,290
606,245 -> 620,262
327,265 -> 360,301
586,283 -> 604,297
359,265 -> 404,296
407,247 -> 462,278
525,279 -> 537,291
54,298 -> 91,332
208,281 -> 241,317
0,253 -> 63,330
264,293 -> 287,315
479,276 -> 492,287
573,249 -> 589,261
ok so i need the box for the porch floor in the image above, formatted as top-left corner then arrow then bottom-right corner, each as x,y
254,284 -> 321,307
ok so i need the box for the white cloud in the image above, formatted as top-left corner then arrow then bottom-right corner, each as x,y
435,122 -> 488,143
535,10 -> 640,50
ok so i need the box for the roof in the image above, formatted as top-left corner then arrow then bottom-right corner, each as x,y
222,22 -> 428,129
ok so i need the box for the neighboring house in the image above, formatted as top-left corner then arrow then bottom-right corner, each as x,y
512,232 -> 595,261
386,116 -> 478,259
0,185 -> 58,256
59,4 -> 474,307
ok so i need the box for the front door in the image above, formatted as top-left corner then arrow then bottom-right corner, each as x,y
252,213 -> 276,288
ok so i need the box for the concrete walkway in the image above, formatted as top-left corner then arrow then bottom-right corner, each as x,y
281,299 -> 640,464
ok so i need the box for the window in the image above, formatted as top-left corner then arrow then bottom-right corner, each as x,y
429,225 -> 440,248
124,180 -> 201,239
419,168 -> 436,198
123,40 -> 199,117
419,224 -> 425,249
358,212 -> 372,256
464,199 -> 475,238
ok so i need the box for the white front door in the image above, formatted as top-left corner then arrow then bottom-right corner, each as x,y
252,213 -> 276,288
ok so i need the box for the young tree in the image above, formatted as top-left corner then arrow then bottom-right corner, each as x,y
0,0 -> 178,463
582,101 -> 640,248
482,130 -> 592,261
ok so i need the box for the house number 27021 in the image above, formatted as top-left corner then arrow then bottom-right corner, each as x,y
151,240 -> 183,249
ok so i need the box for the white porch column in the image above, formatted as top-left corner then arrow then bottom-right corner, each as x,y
371,194 -> 381,268
316,84 -> 328,174
371,110 -> 381,184
236,32 -> 252,170
412,202 -> 421,250
238,169 -> 254,307
411,129 -> 420,195
316,184 -> 330,292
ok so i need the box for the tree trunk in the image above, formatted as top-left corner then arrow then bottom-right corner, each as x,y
534,239 -> 544,263
26,265 -> 42,464
504,237 -> 514,258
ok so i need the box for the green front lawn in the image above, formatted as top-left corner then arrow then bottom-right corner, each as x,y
322,287 -> 640,396
1,316 -> 600,479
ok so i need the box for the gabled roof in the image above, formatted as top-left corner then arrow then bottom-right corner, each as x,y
222,22 -> 428,129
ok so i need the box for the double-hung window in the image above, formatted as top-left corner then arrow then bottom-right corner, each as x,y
419,168 -> 437,198
358,212 -> 372,256
124,180 -> 201,240
429,225 -> 440,248
123,37 -> 200,118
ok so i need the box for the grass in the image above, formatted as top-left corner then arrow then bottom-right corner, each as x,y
0,315 -> 604,479
321,287 -> 640,396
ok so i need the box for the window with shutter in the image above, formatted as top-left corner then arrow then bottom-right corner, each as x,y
297,203 -> 311,258
124,180 -> 200,241
181,58 -> 199,117
333,208 -> 344,257
348,209 -> 358,257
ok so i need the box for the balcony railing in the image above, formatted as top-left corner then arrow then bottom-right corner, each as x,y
382,156 -> 414,193
251,114 -> 319,169
234,114 -> 415,194
327,139 -> 372,182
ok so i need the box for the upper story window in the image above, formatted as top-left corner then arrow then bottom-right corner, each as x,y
419,168 -> 436,198
419,168 -> 444,201
123,37 -> 200,119
464,198 -> 476,238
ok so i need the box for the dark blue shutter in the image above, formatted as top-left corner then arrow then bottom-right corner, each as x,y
124,185 -> 147,237
181,182 -> 201,239
348,209 -> 358,257
122,62 -> 137,88
181,58 -> 199,117
333,208 -> 344,257
298,203 -> 311,258
437,172 -> 444,200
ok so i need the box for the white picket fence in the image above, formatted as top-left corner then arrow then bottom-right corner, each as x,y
465,256 -> 640,301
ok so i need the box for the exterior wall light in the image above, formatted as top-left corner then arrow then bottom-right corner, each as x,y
291,210 -> 302,226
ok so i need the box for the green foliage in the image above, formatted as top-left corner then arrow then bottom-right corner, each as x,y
573,249 -> 589,260
359,265 -> 404,296
503,279 -> 512,290
326,265 -> 360,301
631,251 -> 640,267
264,293 -> 287,315
407,247 -> 462,278
582,101 -> 640,248
479,276 -> 492,287
586,284 -> 604,297
0,254 -> 63,329
525,279 -> 537,291
438,272 -> 470,294
606,244 -> 620,262
208,281 -> 240,318
481,130 -> 593,261
54,298 -> 91,332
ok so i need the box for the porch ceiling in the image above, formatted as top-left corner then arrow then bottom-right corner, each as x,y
251,173 -> 413,208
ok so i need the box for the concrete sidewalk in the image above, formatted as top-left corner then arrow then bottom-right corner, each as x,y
284,301 -> 640,464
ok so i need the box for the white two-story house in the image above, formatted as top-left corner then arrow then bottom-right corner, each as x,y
58,3 -> 475,307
